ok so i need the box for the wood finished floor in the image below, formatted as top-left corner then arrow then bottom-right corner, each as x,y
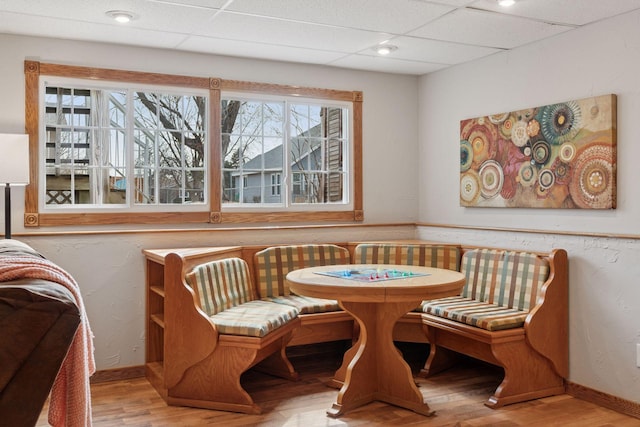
37,343 -> 639,427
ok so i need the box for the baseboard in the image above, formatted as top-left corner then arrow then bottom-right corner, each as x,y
566,381 -> 640,419
91,365 -> 146,384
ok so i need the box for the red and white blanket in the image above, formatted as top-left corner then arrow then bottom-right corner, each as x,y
0,247 -> 95,427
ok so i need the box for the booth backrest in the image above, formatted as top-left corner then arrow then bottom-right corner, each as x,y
353,243 -> 461,271
186,257 -> 253,316
254,244 -> 350,298
460,249 -> 550,311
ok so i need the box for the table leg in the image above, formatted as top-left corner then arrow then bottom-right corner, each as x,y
327,300 -> 433,418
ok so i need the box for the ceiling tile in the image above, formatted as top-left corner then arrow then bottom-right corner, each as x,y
202,11 -> 391,52
179,36 -> 347,65
0,0 -> 220,34
225,0 -> 455,33
365,36 -> 502,65
144,0 -> 229,8
0,11 -> 187,49
470,0 -> 640,26
409,8 -> 574,49
330,54 -> 448,75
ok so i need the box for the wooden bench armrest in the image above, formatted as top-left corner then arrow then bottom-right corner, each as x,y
164,253 -> 219,389
524,248 -> 569,378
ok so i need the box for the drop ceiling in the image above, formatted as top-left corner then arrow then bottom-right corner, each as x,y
1,0 -> 640,75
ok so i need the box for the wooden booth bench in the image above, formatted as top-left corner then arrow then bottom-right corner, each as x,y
420,247 -> 569,408
144,241 -> 568,414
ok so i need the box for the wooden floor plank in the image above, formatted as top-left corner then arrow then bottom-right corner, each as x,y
37,344 -> 638,426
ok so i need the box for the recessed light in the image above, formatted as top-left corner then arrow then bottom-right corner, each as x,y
373,44 -> 398,55
497,0 -> 516,6
106,10 -> 136,23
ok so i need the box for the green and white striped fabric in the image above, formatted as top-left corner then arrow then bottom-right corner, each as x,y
210,300 -> 299,337
187,257 -> 252,316
261,295 -> 340,314
187,257 -> 299,337
254,244 -> 350,298
423,249 -> 550,331
353,243 -> 461,270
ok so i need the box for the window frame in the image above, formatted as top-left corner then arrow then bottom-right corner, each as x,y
221,92 -> 351,211
39,77 -> 210,213
24,61 -> 363,227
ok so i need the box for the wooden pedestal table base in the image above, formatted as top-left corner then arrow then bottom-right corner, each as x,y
328,299 -> 433,417
286,264 -> 465,418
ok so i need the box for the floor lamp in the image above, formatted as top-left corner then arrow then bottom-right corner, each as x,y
0,134 -> 30,239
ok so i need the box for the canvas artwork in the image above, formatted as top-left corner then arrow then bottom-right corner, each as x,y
459,94 -> 617,209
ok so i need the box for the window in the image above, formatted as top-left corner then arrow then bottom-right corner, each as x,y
24,61 -> 363,227
221,97 -> 348,209
43,84 -> 207,209
271,173 -> 281,197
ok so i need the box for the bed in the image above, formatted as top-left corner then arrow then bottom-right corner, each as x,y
0,240 -> 81,426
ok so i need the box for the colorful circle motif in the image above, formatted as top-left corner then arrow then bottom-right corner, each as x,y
488,112 -> 509,124
460,170 -> 481,205
460,139 -> 473,172
479,160 -> 504,199
569,144 -> 614,209
511,120 -> 529,147
518,163 -> 537,187
551,157 -> 571,185
526,119 -> 540,137
538,169 -> 555,189
531,140 -> 551,165
500,116 -> 515,138
460,119 -> 498,167
540,101 -> 582,145
559,143 -> 576,162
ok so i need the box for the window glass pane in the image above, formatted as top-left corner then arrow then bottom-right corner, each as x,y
44,85 -> 207,209
222,97 -> 348,208
109,91 -> 126,128
134,130 -> 155,167
132,92 -> 207,206
221,98 -> 285,206
185,169 -> 205,203
44,86 -> 128,206
135,168 -> 156,204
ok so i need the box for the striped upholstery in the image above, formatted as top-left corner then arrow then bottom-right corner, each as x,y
187,257 -> 252,316
353,243 -> 461,270
262,295 -> 340,314
423,249 -> 550,331
210,300 -> 299,337
254,244 -> 350,298
186,257 -> 299,337
355,243 -> 462,312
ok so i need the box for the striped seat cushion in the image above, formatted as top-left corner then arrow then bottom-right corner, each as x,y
353,243 -> 461,270
254,244 -> 350,298
211,300 -> 299,337
423,296 -> 528,331
262,295 -> 340,314
423,249 -> 550,331
186,257 -> 252,316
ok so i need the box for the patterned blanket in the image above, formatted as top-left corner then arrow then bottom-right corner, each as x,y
0,240 -> 95,427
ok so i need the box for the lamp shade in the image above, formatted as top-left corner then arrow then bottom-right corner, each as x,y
0,134 -> 30,185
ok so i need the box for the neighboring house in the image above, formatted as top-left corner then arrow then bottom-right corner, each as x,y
229,108 -> 344,204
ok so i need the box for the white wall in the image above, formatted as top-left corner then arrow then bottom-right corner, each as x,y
418,10 -> 640,403
0,34 -> 419,369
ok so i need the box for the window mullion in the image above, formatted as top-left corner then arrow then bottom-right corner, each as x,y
283,100 -> 291,207
126,88 -> 135,207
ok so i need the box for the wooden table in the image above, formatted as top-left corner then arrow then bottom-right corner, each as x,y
286,264 -> 465,418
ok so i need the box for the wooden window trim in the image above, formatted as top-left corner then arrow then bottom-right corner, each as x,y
23,61 -> 363,227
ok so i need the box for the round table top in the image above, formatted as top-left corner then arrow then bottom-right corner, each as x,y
286,264 -> 465,303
